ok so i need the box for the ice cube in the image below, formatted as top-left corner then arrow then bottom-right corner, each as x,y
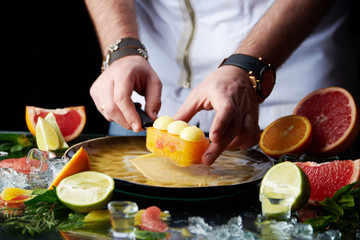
227,216 -> 243,228
207,226 -> 230,240
315,229 -> 342,240
227,216 -> 244,238
47,157 -> 69,184
26,148 -> 57,189
0,168 -> 29,192
188,217 -> 213,235
292,223 -> 313,239
0,151 -> 8,157
258,220 -> 295,239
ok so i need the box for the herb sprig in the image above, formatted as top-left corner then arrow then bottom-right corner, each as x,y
305,180 -> 360,238
0,188 -> 85,236
0,133 -> 35,159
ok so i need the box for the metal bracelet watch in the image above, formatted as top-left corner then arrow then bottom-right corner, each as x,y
219,54 -> 276,103
101,38 -> 148,72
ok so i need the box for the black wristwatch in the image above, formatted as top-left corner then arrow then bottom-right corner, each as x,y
219,54 -> 276,103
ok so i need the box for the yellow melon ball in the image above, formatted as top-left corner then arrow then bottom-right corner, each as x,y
153,116 -> 174,130
167,120 -> 189,135
179,126 -> 205,142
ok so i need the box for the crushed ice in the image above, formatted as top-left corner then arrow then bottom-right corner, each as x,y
185,215 -> 342,240
0,148 -> 69,192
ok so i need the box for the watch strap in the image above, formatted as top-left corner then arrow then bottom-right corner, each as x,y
219,54 -> 266,76
219,54 -> 276,103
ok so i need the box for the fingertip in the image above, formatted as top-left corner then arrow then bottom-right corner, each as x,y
130,122 -> 142,133
202,143 -> 223,165
202,153 -> 217,166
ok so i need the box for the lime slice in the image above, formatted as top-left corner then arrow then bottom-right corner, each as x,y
259,162 -> 311,219
36,117 -> 60,151
84,209 -> 111,223
44,112 -> 69,149
56,171 -> 114,213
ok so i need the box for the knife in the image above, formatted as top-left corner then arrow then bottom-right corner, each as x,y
134,103 -> 154,130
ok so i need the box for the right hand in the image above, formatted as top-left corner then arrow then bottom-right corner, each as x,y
90,55 -> 162,132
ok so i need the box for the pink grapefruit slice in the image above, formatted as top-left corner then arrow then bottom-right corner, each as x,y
295,160 -> 360,204
293,87 -> 360,156
26,106 -> 86,142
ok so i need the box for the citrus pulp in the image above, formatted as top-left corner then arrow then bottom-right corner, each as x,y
0,187 -> 33,201
48,147 -> 90,189
295,159 -> 360,204
293,87 -> 360,156
56,171 -> 114,213
259,115 -> 313,158
26,106 -> 86,142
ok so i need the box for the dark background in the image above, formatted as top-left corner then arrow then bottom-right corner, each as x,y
4,1 -> 108,134
3,1 -> 360,134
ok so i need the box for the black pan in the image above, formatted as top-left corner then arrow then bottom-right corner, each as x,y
64,136 -> 273,201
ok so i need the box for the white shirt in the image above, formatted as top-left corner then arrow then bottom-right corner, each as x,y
129,0 -> 358,132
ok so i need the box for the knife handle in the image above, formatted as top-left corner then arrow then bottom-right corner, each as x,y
135,103 -> 154,129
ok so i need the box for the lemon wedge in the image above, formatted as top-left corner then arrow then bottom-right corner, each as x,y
35,117 -> 60,151
44,112 -> 69,149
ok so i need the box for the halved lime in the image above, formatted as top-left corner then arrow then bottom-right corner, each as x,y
44,112 -> 69,149
35,117 -> 60,151
259,162 -> 311,219
56,171 -> 114,213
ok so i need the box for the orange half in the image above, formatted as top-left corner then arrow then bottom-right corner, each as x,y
48,147 -> 91,189
259,115 -> 313,158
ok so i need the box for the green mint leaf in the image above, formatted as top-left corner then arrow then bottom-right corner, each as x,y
318,197 -> 343,216
0,133 -> 21,143
336,195 -> 355,208
332,180 -> 359,201
25,189 -> 60,206
10,144 -> 24,152
17,134 -> 34,147
0,142 -> 15,151
305,215 -> 338,230
349,182 -> 360,199
32,188 -> 49,195
135,230 -> 168,240
57,213 -> 85,230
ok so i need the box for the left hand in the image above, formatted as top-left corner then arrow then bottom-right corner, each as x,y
174,65 -> 260,165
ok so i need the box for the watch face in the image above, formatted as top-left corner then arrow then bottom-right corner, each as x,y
259,66 -> 276,99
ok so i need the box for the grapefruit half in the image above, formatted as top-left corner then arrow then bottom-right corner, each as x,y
295,160 -> 360,204
293,87 -> 360,156
26,106 -> 86,142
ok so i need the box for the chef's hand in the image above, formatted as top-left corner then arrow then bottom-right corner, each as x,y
90,55 -> 162,132
174,66 -> 260,165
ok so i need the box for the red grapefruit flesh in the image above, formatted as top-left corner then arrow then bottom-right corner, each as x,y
294,87 -> 360,156
295,160 -> 360,204
26,106 -> 86,142
0,157 -> 45,175
140,206 -> 168,232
